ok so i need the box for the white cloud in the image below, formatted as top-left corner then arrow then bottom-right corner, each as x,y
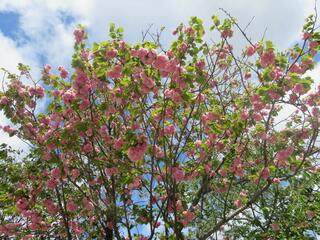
305,64 -> 320,91
0,0 -> 317,48
0,31 -> 26,72
0,32 -> 33,151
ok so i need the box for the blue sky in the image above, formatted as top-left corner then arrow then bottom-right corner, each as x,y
0,0 -> 318,149
0,11 -> 20,39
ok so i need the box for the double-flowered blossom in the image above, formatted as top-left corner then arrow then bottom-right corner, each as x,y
128,142 -> 148,161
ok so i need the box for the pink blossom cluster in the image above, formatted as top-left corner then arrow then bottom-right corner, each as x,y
275,146 -> 295,167
128,142 -> 148,161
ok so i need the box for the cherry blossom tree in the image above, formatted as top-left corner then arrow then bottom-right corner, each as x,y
0,12 -> 320,239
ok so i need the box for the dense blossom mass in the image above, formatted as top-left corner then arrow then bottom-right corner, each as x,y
0,14 -> 320,239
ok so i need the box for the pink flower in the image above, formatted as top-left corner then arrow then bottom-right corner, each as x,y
204,163 -> 213,175
83,142 -> 93,153
240,111 -> 249,121
234,199 -> 242,208
275,146 -> 294,167
172,167 -> 185,182
302,32 -> 311,40
221,29 -> 233,38
250,94 -> 264,111
131,122 -> 140,130
138,236 -> 148,240
51,167 -> 61,179
73,26 -> 85,44
16,198 -> 28,211
184,26 -> 195,35
290,63 -> 304,74
218,169 -> 228,177
273,178 -> 281,184
43,199 -> 58,215
142,74 -> 155,90
175,200 -> 183,212
52,90 -> 61,97
47,143 -> 57,151
58,66 -> 68,78
230,159 -> 244,178
66,200 -> 77,212
164,89 -> 183,103
18,89 -> 27,97
85,128 -> 93,137
127,142 -> 148,161
2,125 -> 15,134
0,96 -> 9,105
43,64 -> 51,75
289,93 -> 298,103
196,60 -> 206,70
271,223 -> 280,231
105,49 -> 118,59
261,167 -> 270,180
306,210 -> 316,219
180,211 -> 195,226
271,67 -> 283,80
128,176 -> 142,190
208,133 -> 217,142
201,112 -> 219,124
153,145 -> 165,158
70,221 -> 84,235
312,107 -> 319,117
153,54 -> 169,71
185,170 -> 199,180
246,46 -> 256,56
113,138 -> 124,150
244,72 -> 251,79
268,90 -> 280,100
29,86 -> 44,98
179,42 -> 189,52
239,189 -> 248,197
105,167 -> 119,176
260,51 -> 275,68
47,178 -> 58,189
253,113 -> 263,121
164,125 -> 176,135
107,222 -> 113,230
107,65 -> 122,79
140,49 -> 157,65
1,223 -> 21,232
71,169 -> 80,180
216,141 -> 225,151
82,198 -> 94,211
292,83 -> 305,95
62,89 -> 76,104
309,41 -> 318,49
195,93 -> 205,102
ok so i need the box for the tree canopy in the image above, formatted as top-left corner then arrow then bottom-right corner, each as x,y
0,13 -> 320,239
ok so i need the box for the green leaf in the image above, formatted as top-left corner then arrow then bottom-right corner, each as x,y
211,15 -> 220,26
